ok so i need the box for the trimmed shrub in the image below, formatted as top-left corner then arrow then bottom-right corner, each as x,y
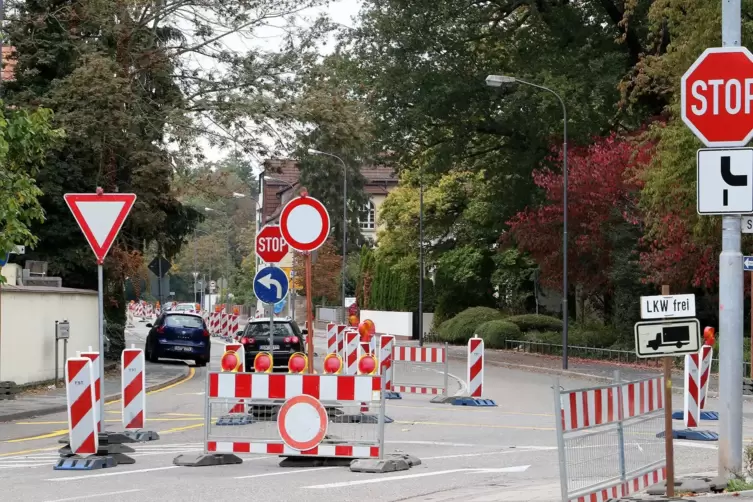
524,330 -> 562,344
505,314 -> 563,333
475,320 -> 522,349
437,307 -> 504,344
569,326 -> 618,348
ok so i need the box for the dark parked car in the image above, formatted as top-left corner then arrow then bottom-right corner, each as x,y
145,312 -> 211,366
236,318 -> 307,372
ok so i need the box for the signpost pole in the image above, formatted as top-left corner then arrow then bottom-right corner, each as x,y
720,0 -> 745,476
305,252 -> 314,374
750,270 -> 752,379
661,284 -> 674,497
97,263 -> 105,429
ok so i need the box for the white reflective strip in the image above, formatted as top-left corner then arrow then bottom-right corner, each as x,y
123,392 -> 143,427
561,395 -> 572,430
351,446 -> 374,457
283,444 -> 299,455
574,391 -> 584,428
316,444 -> 336,456
586,390 -> 596,424
217,373 -> 236,398
621,384 -> 630,418
66,359 -> 92,404
70,407 -> 96,454
285,374 -> 303,398
320,375 -> 338,401
354,376 -> 373,402
251,373 -> 269,399
213,442 -> 234,453
250,443 -> 268,454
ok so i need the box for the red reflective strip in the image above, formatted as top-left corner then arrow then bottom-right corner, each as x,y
607,387 -> 614,422
70,387 -> 94,429
568,392 -> 578,429
126,410 -> 144,429
209,373 -> 219,397
302,375 -> 320,399
123,372 -> 142,406
268,374 -> 286,399
233,443 -> 250,453
581,391 -> 590,427
334,445 -> 352,456
67,359 -> 88,383
123,350 -> 139,368
207,441 -> 217,452
370,446 -> 380,457
594,389 -> 603,425
78,432 -> 97,455
628,384 -> 635,417
657,378 -> 664,408
337,376 -> 355,400
371,376 -> 381,392
267,443 -> 284,454
647,379 -> 654,412
235,373 -> 252,398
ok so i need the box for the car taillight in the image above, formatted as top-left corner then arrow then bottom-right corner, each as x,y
157,326 -> 165,334
284,336 -> 291,343
203,329 -> 210,337
241,337 -> 253,344
288,336 -> 299,344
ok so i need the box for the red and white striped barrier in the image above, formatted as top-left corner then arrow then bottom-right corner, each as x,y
392,344 -> 448,396
221,313 -> 230,337
203,372 -> 383,459
570,467 -> 667,502
122,347 -> 146,429
79,348 -> 102,432
467,336 -> 483,398
560,377 -> 664,432
65,357 -> 99,455
327,323 -> 338,354
230,314 -> 239,338
337,325 -> 346,357
345,330 -> 360,375
683,344 -> 714,427
379,335 -> 395,392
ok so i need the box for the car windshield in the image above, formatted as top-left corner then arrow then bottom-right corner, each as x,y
175,304 -> 193,311
165,315 -> 204,328
245,322 -> 294,337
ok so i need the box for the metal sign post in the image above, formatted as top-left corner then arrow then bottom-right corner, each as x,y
305,252 -> 314,373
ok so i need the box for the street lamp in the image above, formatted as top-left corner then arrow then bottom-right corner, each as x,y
307,148 -> 348,311
485,74 -> 570,370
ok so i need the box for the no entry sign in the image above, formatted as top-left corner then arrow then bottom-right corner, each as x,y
256,225 -> 288,263
280,195 -> 330,252
681,47 -> 753,147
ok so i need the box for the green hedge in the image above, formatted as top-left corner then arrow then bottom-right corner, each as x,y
437,307 -> 504,344
568,327 -> 618,348
475,320 -> 522,349
505,314 -> 563,332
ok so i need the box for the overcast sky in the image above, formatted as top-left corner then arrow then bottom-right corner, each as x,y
195,0 -> 363,166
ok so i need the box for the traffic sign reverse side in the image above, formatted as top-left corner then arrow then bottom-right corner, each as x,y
254,266 -> 289,304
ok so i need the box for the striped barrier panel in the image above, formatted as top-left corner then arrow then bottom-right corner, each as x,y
392,344 -> 448,396
65,358 -> 99,455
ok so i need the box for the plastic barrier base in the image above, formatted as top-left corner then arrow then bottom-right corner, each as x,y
279,456 -> 353,467
350,458 -> 410,473
120,430 -> 160,442
53,455 -> 115,470
384,391 -> 402,400
430,395 -> 456,404
173,453 -> 243,467
215,415 -> 255,426
451,397 -> 498,407
656,429 -> 719,441
671,410 -> 720,421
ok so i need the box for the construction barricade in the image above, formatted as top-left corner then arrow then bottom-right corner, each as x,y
392,343 -> 449,400
670,341 -> 718,441
452,335 -> 496,407
379,335 -> 400,399
553,372 -> 666,502
174,371 -> 405,471
345,329 -> 360,375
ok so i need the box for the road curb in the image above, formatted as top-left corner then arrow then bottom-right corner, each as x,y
0,364 -> 191,423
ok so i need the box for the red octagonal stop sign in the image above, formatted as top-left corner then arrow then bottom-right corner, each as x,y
256,225 -> 289,263
682,47 -> 753,147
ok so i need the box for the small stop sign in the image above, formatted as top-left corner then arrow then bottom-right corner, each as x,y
256,225 -> 289,263
682,47 -> 753,147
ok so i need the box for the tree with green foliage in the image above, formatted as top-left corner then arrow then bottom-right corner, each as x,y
0,103 -> 64,275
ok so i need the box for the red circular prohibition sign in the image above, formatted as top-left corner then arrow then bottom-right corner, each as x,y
277,394 -> 328,451
279,196 -> 330,252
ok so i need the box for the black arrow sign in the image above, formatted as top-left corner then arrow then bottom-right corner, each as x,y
721,155 -> 748,206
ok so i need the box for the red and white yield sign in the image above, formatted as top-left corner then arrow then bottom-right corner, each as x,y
682,47 -> 753,147
279,195 -> 330,252
64,191 -> 137,264
256,225 -> 289,263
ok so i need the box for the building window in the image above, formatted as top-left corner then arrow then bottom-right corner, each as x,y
359,201 -> 375,230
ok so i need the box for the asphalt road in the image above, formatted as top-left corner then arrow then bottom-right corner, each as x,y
0,325 -> 750,502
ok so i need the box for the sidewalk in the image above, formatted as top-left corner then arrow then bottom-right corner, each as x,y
0,360 -> 190,423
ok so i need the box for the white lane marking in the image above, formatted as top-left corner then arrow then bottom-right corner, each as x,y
42,489 -> 143,502
234,466 -> 337,479
386,440 -> 477,447
305,466 -> 530,489
46,466 -> 179,481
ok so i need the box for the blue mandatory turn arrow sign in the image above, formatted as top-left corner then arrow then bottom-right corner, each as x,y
745,256 -> 753,271
253,266 -> 289,305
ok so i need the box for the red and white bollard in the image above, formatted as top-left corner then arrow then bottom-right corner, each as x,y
79,347 -> 102,432
64,358 -> 99,455
379,335 -> 400,399
337,325 -> 346,357
327,323 -> 338,354
345,330 -> 360,375
683,343 -> 715,427
467,336 -> 484,398
122,346 -> 147,429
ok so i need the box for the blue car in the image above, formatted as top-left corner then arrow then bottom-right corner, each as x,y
145,312 -> 211,367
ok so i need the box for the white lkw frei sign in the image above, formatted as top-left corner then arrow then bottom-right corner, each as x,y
635,319 -> 701,358
640,294 -> 696,320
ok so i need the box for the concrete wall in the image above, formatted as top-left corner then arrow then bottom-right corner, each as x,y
0,285 -> 99,385
360,309 -> 413,338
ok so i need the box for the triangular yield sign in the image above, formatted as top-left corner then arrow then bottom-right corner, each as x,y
64,192 -> 137,264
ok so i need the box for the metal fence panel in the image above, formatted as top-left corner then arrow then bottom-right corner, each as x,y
554,372 -> 666,502
392,344 -> 448,396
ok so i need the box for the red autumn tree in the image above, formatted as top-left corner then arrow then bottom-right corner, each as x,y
506,132 -> 653,296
